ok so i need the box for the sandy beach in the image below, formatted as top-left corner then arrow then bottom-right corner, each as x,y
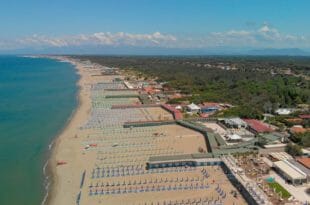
46,57 -> 247,205
47,57 -> 93,205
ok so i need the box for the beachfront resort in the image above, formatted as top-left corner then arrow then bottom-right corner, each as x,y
49,57 -> 309,205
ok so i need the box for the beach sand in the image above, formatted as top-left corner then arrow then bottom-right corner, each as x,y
47,58 -> 93,205
46,57 -> 247,205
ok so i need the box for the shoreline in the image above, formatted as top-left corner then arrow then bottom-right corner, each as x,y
38,56 -> 250,205
43,98 -> 80,205
43,56 -> 88,205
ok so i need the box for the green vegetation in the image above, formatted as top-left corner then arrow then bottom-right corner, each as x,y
270,112 -> 310,128
256,136 -> 268,147
285,143 -> 303,156
218,105 -> 263,119
291,132 -> 310,147
267,182 -> 291,199
75,56 -> 310,119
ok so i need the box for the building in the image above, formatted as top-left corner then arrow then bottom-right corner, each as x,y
273,160 -> 308,185
260,132 -> 288,147
200,102 -> 221,113
269,152 -> 293,161
243,119 -> 274,134
275,108 -> 292,115
285,118 -> 303,124
288,159 -> 310,184
226,134 -> 242,142
186,103 -> 201,113
296,157 -> 310,169
222,118 -> 247,129
200,106 -> 219,113
289,125 -> 310,134
299,114 -> 310,119
301,149 -> 310,157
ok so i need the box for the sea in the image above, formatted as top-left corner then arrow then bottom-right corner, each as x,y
0,56 -> 78,205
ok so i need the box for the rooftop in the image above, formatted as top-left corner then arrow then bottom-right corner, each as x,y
243,119 -> 273,133
299,114 -> 310,119
186,103 -> 201,110
275,108 -> 292,115
201,102 -> 221,108
296,157 -> 310,169
269,152 -> 293,161
224,117 -> 247,126
227,134 -> 242,140
260,133 -> 281,142
290,125 -> 308,134
274,160 -> 307,180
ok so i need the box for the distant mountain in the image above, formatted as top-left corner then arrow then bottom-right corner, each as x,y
248,48 -> 309,56
1,46 -> 310,56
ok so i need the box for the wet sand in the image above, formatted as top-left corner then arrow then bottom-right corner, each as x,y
47,57 -> 93,205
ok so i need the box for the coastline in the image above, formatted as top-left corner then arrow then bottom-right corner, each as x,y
39,56 -> 250,205
43,56 -> 90,205
43,96 -> 79,205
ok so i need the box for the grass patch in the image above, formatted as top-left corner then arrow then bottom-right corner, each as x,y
268,182 -> 291,199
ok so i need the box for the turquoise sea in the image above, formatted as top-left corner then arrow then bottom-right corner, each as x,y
0,56 -> 78,205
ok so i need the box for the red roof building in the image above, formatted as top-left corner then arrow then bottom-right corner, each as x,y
243,119 -> 274,133
143,86 -> 156,94
296,157 -> 310,169
290,125 -> 310,134
202,102 -> 221,107
299,114 -> 310,119
285,118 -> 303,124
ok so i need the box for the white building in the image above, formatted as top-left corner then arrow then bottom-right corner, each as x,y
223,118 -> 247,129
273,160 -> 308,186
186,103 -> 201,113
275,108 -> 292,115
226,134 -> 242,142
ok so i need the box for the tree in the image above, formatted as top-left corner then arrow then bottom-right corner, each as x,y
301,132 -> 310,147
263,101 -> 273,113
285,143 -> 303,157
291,132 -> 310,147
256,136 -> 268,147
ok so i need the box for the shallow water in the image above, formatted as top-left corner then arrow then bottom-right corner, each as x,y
0,56 -> 78,205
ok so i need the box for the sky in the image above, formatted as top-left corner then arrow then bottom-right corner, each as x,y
1,0 -> 310,54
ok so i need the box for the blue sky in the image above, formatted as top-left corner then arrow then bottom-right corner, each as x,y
1,0 -> 310,53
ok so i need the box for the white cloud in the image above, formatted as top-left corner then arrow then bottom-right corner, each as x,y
4,32 -> 177,50
259,25 -> 271,33
0,25 -> 308,51
201,24 -> 308,47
